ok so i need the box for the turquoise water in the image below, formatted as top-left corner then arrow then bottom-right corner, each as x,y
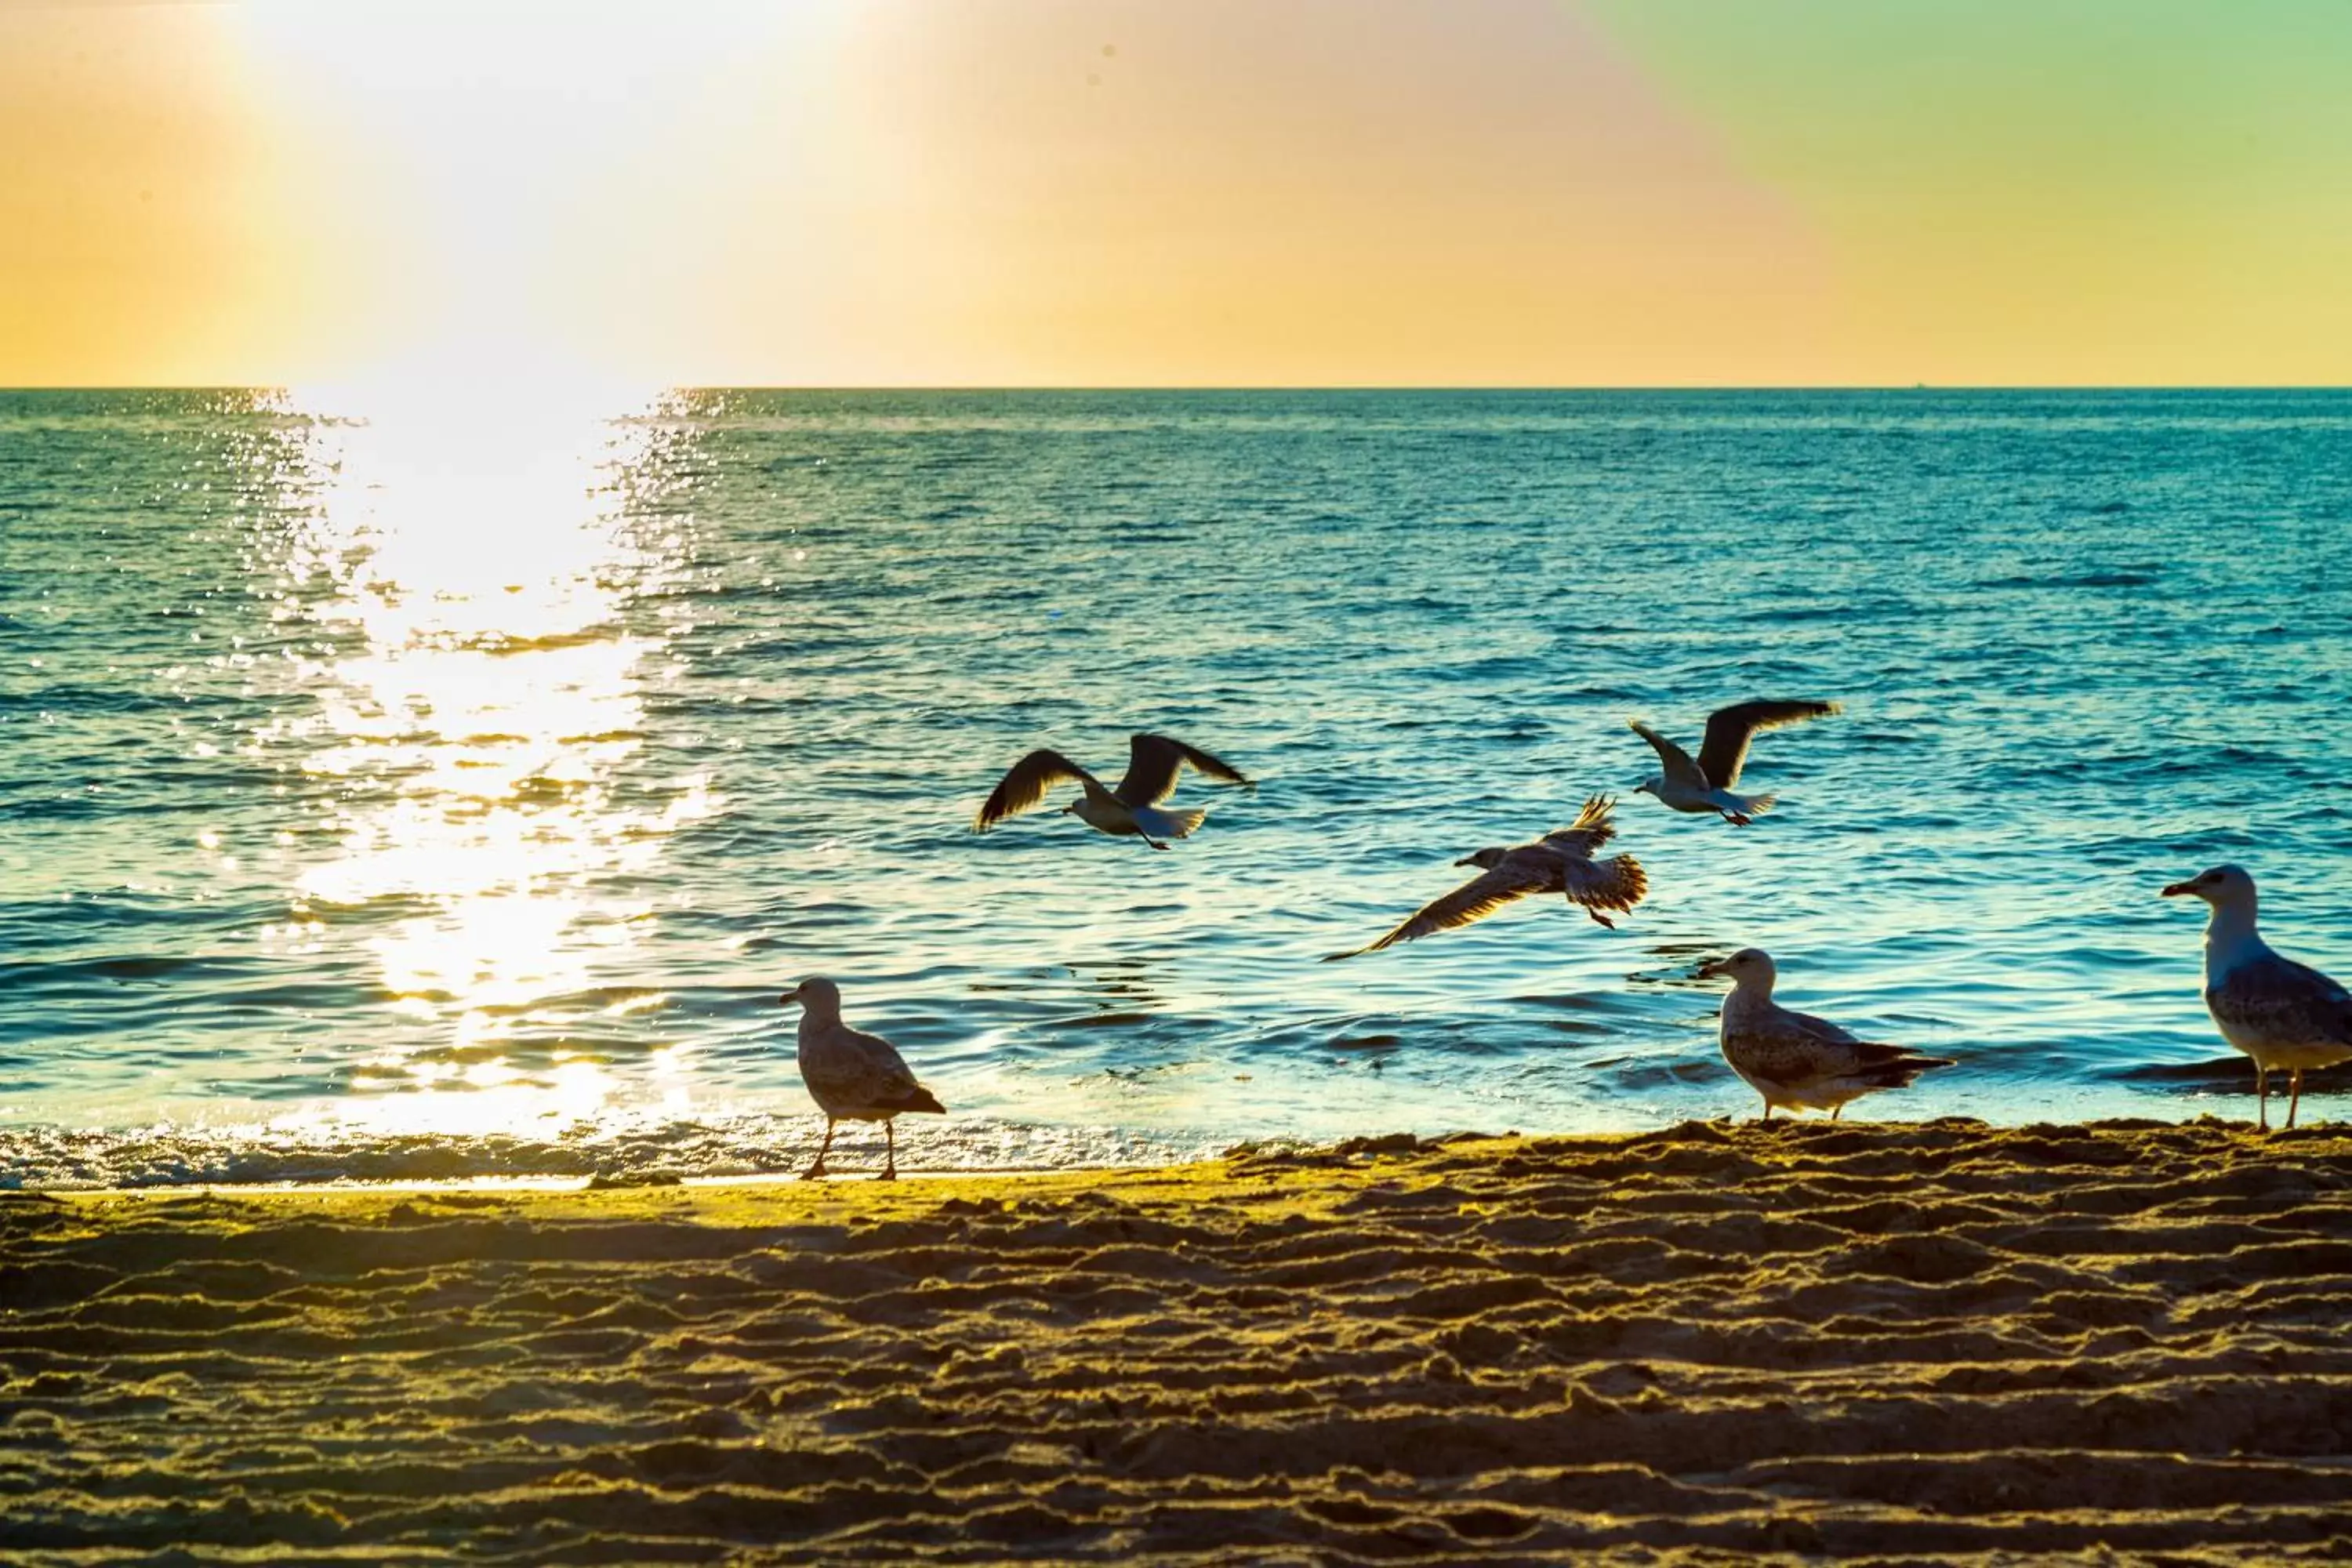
3,388 -> 2349,1185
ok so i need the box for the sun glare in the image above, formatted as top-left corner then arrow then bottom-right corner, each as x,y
235,0 -> 800,390
264,376 -> 714,1138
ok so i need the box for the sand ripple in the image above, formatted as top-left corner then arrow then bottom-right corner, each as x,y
5,1119 -> 2351,1563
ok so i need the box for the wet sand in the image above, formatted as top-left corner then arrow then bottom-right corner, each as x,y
5,1118 -> 2351,1564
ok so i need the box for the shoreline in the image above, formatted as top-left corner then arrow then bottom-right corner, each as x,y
5,1119 -> 2351,1563
4,1076 -> 2348,1193
35,1114 -> 2351,1196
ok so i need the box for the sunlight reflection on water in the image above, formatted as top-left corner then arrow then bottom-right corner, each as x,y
269,383 -> 715,1138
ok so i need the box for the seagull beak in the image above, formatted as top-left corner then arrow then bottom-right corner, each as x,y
2158,880 -> 2194,898
780,985 -> 804,1006
1694,959 -> 1728,980
1453,855 -> 1478,867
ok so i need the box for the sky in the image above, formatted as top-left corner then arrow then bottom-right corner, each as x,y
1,0 -> 2347,387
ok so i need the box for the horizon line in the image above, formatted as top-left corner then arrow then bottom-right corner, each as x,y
5,383 -> 2352,395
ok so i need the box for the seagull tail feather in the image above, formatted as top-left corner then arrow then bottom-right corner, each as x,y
1851,1049 -> 1955,1089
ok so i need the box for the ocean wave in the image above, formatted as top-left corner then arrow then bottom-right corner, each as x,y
0,1113 -> 1217,1191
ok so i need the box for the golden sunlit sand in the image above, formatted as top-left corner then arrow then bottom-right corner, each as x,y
7,1120 -> 2350,1563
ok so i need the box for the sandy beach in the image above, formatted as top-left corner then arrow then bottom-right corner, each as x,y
3,1119 -> 2350,1564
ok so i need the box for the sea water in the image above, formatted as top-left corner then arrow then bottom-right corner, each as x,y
3,388 -> 2348,1185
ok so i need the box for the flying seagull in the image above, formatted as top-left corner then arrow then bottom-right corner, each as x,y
1629,699 -> 1839,824
2161,864 -> 2352,1131
1325,794 -> 1646,960
975,732 -> 1253,849
781,978 -> 946,1180
1696,947 -> 1952,1120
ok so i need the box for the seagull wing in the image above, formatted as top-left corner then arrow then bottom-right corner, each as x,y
1115,733 -> 1254,806
1540,794 -> 1619,855
1733,1006 -> 1947,1089
804,1025 -> 946,1116
1697,700 -> 1840,789
1628,721 -> 1710,793
1324,859 -> 1552,960
975,749 -> 1098,831
2210,952 -> 2352,1047
1560,853 -> 1647,919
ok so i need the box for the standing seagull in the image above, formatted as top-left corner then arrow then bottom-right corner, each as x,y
1697,948 -> 1952,1120
781,978 -> 946,1180
1629,700 -> 1839,824
2161,865 -> 2352,1131
975,732 -> 1253,850
1325,794 -> 1646,960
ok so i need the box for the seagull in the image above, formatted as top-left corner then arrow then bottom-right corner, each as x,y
1629,700 -> 1839,824
780,978 -> 946,1180
1695,948 -> 1952,1120
1324,794 -> 1646,960
975,732 -> 1253,850
2161,865 -> 2352,1131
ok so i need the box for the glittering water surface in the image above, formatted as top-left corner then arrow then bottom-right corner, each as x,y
3,389 -> 2349,1185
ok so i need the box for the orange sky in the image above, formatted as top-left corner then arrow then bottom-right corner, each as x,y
1,0 -> 2345,387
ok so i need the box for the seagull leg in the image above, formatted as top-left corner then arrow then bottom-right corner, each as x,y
2288,1070 -> 2303,1131
1831,1104 -> 1844,1122
2256,1065 -> 2270,1132
1586,909 -> 1616,930
878,1120 -> 898,1181
803,1118 -> 837,1180
1759,1100 -> 1773,1123
1142,836 -> 1170,851
1722,811 -> 1752,827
